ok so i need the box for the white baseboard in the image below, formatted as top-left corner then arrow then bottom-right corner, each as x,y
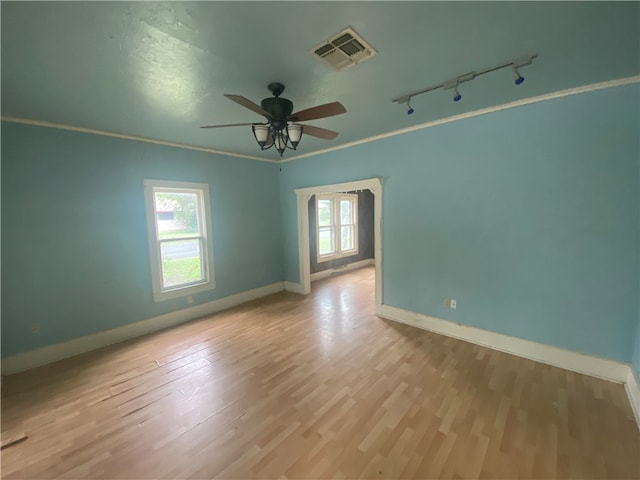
378,304 -> 640,430
378,304 -> 630,382
1,282 -> 285,375
310,258 -> 375,282
284,281 -> 307,295
625,368 -> 640,430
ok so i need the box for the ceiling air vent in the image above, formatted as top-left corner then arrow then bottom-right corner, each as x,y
310,27 -> 377,72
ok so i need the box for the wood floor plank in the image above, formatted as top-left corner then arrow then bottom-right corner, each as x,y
2,266 -> 638,479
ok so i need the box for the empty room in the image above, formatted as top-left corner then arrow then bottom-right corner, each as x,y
1,2 -> 639,479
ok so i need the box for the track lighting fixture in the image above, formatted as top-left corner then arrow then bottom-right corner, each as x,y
443,78 -> 467,103
406,100 -> 415,115
391,53 -> 538,111
453,87 -> 462,102
513,69 -> 525,86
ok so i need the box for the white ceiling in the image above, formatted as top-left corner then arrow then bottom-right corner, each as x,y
2,2 -> 639,160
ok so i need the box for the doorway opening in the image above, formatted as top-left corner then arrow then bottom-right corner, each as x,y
294,178 -> 383,313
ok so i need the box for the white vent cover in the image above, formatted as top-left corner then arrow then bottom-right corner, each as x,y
310,27 -> 377,72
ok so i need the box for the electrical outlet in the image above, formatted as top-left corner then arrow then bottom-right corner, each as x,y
30,323 -> 40,334
187,296 -> 193,304
445,298 -> 457,309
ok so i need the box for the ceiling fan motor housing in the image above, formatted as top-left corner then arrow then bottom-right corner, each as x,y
261,97 -> 293,130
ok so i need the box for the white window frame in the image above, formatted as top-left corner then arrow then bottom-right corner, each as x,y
144,179 -> 215,302
316,193 -> 358,263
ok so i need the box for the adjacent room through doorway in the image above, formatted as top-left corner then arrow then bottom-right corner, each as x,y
294,178 -> 383,310
308,188 -> 375,283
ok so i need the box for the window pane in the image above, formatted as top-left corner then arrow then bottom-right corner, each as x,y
318,228 -> 335,255
341,226 -> 354,251
340,200 -> 353,224
317,199 -> 333,226
155,192 -> 200,239
160,239 -> 204,288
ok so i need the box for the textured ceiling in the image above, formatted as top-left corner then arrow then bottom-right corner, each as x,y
2,2 -> 639,161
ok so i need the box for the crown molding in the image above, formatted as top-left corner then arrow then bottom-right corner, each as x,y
282,75 -> 640,163
0,116 -> 278,164
2,75 -> 638,165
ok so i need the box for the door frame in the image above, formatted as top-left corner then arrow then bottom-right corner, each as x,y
294,177 -> 383,312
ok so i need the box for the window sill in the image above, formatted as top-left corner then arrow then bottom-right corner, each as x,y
152,280 -> 216,303
317,250 -> 359,264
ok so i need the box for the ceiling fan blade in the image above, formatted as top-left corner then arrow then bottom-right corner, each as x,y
289,102 -> 346,122
300,124 -> 339,140
200,122 -> 256,129
224,94 -> 272,119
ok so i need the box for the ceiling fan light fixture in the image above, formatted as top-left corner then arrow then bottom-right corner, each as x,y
252,123 -> 303,156
273,130 -> 288,156
252,124 -> 270,148
287,124 -> 303,148
264,129 -> 275,149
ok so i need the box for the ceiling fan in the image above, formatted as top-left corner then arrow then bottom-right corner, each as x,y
200,83 -> 347,156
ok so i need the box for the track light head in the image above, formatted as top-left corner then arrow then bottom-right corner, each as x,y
406,99 -> 415,115
514,69 -> 525,85
453,88 -> 462,102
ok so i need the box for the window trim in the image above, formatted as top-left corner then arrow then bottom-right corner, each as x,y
316,193 -> 358,263
144,179 -> 216,302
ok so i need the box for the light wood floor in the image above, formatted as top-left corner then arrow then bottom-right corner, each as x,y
1,266 -> 638,479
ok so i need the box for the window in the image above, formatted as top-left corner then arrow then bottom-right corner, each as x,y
316,193 -> 358,262
144,180 -> 215,302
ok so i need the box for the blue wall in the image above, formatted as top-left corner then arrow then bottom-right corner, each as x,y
1,124 -> 283,356
3,84 -> 640,366
633,312 -> 640,380
279,84 -> 640,363
634,152 -> 640,380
